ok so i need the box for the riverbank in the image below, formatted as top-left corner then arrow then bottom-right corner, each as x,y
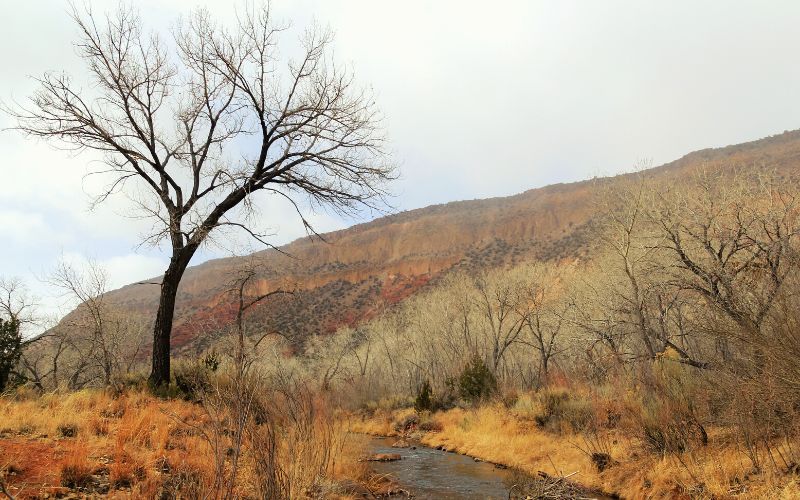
349,403 -> 800,499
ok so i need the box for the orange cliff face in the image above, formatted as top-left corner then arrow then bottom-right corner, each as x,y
80,129 -> 800,355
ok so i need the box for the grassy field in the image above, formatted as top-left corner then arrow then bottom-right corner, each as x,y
3,384 -> 800,499
0,388 -> 372,499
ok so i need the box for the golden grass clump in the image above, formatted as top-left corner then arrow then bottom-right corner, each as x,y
59,443 -> 95,490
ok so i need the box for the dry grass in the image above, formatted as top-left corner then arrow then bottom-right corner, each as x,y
6,385 -> 798,498
0,388 -> 367,499
350,407 -> 418,437
351,395 -> 800,499
0,388 -> 214,498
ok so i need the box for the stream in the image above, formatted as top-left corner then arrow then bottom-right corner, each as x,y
362,436 -> 513,499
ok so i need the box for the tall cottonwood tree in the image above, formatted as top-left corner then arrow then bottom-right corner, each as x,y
652,169 -> 800,342
7,4 -> 394,385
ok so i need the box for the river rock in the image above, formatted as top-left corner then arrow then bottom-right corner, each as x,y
391,439 -> 411,448
366,453 -> 402,462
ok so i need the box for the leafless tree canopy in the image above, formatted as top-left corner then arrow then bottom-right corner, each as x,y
10,5 -> 393,244
0,277 -> 38,334
5,2 -> 394,385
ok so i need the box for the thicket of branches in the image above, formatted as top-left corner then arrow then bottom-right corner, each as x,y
295,166 -> 800,472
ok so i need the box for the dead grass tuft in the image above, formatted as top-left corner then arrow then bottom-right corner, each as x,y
59,444 -> 94,490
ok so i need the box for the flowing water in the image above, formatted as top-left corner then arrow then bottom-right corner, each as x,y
362,436 -> 513,499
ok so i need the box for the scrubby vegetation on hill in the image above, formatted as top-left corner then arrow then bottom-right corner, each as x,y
52,130 -> 800,359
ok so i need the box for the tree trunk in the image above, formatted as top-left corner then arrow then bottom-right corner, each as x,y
625,259 -> 656,359
149,249 -> 196,387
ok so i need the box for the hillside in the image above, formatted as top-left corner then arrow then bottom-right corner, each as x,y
96,129 -> 800,355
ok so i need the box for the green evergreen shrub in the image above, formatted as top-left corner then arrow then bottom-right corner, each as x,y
458,355 -> 497,403
414,379 -> 434,412
0,318 -> 22,392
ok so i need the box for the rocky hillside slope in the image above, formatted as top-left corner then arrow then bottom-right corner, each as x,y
97,129 -> 800,354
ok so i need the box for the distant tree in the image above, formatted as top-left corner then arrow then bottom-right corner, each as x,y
225,258 -> 293,376
0,317 -> 21,392
46,258 -> 148,387
474,270 -> 530,374
518,263 -> 573,384
6,3 -> 394,386
0,277 -> 36,391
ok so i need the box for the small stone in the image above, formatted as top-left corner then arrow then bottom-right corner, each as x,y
364,453 -> 402,462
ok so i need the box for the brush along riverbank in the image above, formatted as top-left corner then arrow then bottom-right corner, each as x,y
348,395 -> 800,499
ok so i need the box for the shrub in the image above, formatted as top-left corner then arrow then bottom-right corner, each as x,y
626,363 -> 710,455
110,372 -> 149,397
500,389 -> 519,409
630,393 -> 700,454
57,423 -> 79,438
418,416 -> 443,432
414,379 -> 434,412
393,413 -> 420,433
171,361 -> 214,401
202,352 -> 220,372
159,467 -> 205,499
591,452 -> 613,472
0,318 -> 22,393
363,394 -> 415,413
458,355 -> 497,404
109,459 -> 142,489
89,416 -> 110,436
534,388 -> 593,433
511,393 -> 538,416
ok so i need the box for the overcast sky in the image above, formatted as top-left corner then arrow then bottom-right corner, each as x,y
2,0 -> 800,319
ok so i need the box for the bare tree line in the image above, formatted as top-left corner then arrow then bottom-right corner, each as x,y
299,168 -> 800,430
2,259 -> 149,392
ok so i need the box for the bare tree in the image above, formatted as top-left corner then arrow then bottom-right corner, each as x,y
47,259 -> 114,385
474,270 -> 530,376
46,258 -> 147,386
518,264 -> 572,383
651,169 -> 800,344
0,278 -> 37,331
598,170 -> 661,360
225,258 -> 293,375
6,3 -> 394,385
597,170 -> 712,369
569,270 -> 630,370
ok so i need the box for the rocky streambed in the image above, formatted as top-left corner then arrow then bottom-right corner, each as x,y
361,435 -> 512,499
358,436 -> 617,499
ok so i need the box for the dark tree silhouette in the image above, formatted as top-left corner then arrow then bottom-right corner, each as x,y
6,4 -> 394,386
